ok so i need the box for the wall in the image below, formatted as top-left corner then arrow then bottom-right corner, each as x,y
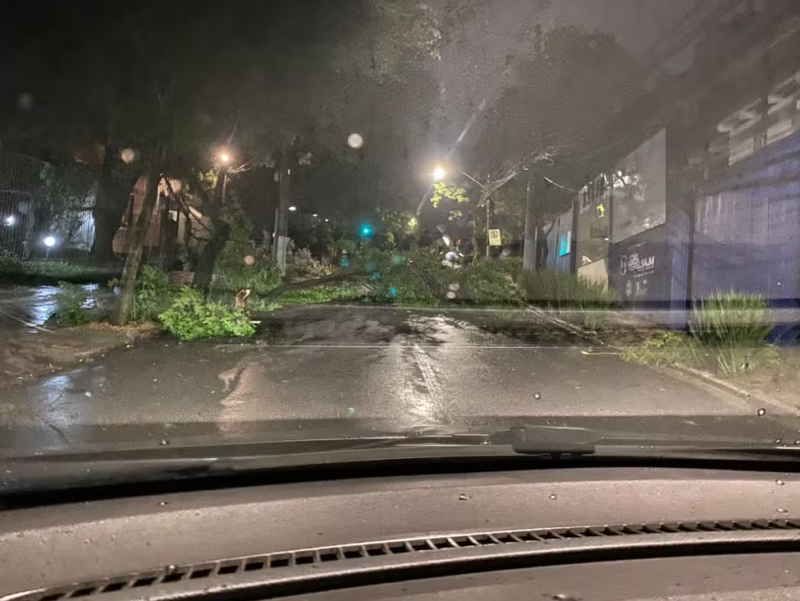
692,128 -> 800,303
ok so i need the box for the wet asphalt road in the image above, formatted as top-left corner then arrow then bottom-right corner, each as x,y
2,305 -> 797,453
0,284 -> 61,333
0,283 -> 104,334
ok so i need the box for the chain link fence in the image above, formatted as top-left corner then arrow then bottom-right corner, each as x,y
0,150 -> 94,261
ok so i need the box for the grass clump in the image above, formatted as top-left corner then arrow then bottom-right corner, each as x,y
520,269 -> 618,310
621,331 -> 698,368
690,292 -> 777,376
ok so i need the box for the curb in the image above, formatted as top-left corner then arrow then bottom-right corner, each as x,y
670,364 -> 800,416
526,306 -> 606,345
527,305 -> 800,416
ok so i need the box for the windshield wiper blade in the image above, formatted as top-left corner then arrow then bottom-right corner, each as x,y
488,425 -> 597,457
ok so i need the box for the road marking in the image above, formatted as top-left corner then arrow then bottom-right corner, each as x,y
262,343 -> 607,350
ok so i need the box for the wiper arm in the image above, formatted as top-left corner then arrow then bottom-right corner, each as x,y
488,425 -> 597,457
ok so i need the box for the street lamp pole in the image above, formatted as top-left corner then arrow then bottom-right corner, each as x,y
434,168 -> 494,258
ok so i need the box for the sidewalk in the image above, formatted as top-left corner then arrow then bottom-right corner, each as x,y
528,305 -> 800,415
1,321 -> 156,387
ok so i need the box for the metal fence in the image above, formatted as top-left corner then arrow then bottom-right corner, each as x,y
0,151 -> 94,261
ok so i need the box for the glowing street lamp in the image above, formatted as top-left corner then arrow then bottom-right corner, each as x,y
432,167 -> 446,181
218,151 -> 232,165
288,205 -> 297,212
43,235 -> 56,259
3,215 -> 16,226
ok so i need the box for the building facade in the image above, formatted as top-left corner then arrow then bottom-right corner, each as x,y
556,0 -> 800,319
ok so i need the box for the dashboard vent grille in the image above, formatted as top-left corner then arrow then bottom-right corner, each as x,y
21,518 -> 800,601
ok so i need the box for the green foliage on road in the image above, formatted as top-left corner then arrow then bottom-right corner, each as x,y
53,282 -> 94,327
459,260 -> 524,307
690,292 -> 777,376
359,250 -> 523,307
159,287 -> 256,341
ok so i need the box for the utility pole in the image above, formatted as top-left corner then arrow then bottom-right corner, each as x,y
485,194 -> 492,258
275,151 -> 292,273
523,172 -> 536,272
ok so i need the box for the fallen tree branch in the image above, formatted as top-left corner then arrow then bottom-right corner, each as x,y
263,269 -> 369,301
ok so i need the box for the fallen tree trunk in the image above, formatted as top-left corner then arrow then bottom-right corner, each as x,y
263,270 -> 369,302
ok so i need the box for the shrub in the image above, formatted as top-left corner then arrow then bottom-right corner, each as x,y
279,282 -> 362,305
213,262 -> 283,296
53,282 -> 93,326
520,269 -> 618,310
211,214 -> 282,295
287,247 -> 330,279
0,257 -> 121,280
134,265 -> 175,322
159,287 -> 256,341
690,292 -> 775,375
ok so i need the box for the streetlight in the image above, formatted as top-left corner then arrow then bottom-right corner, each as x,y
288,205 -> 297,212
431,166 -> 496,258
43,235 -> 56,259
218,150 -> 232,165
3,215 -> 16,226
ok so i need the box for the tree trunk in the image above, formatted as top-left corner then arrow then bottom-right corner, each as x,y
112,156 -> 162,325
192,168 -> 229,294
192,222 -> 230,294
470,211 -> 479,263
92,144 -> 134,263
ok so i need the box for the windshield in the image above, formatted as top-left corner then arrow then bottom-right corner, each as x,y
1,0 -> 800,466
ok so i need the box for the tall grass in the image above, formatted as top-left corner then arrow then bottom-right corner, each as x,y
519,269 -> 618,310
691,292 -> 775,375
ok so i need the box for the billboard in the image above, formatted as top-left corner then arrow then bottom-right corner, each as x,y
609,226 -> 669,305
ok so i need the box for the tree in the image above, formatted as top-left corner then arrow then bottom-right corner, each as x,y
429,181 -> 480,259
470,25 -> 647,270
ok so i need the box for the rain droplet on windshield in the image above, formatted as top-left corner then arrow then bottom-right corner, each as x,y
534,393 -> 542,400
159,439 -> 170,446
458,494 -> 471,501
777,508 -> 789,513
757,408 -> 766,416
777,479 -> 786,486
549,494 -> 558,500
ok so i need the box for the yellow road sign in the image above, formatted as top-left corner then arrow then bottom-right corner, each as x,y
488,229 -> 502,246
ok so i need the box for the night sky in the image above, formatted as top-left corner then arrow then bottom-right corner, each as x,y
431,0 -> 708,160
